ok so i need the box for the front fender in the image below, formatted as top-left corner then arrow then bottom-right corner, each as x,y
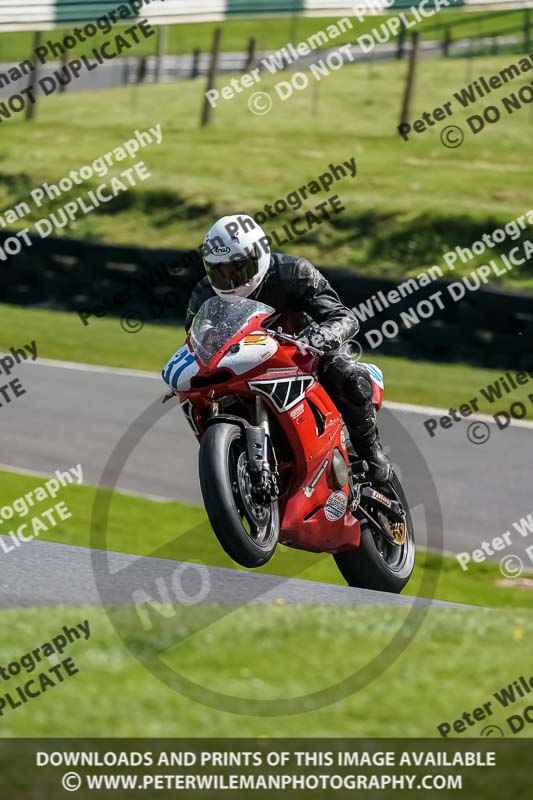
205,414 -> 251,432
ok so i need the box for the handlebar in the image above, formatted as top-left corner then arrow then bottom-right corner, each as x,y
266,328 -> 324,356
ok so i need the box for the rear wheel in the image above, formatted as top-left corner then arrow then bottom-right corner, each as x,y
334,472 -> 415,593
199,423 -> 279,568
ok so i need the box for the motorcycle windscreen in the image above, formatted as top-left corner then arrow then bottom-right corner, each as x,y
190,296 -> 274,366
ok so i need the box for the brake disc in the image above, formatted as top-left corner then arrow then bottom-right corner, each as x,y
236,453 -> 269,527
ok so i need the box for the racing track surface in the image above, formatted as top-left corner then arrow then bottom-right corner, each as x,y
0,538 -> 466,609
1,357 -> 532,610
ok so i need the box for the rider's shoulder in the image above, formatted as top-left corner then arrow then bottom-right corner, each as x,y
269,253 -> 319,283
193,275 -> 214,294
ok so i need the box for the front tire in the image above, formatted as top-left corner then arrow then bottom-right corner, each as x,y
334,472 -> 415,593
199,422 -> 279,568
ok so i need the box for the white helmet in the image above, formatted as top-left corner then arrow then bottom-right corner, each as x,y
202,214 -> 271,298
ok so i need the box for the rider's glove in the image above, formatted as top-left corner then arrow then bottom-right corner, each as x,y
298,325 -> 342,354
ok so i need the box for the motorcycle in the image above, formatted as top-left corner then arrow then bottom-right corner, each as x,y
163,295 -> 415,593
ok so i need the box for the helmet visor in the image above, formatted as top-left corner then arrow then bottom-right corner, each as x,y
204,255 -> 259,293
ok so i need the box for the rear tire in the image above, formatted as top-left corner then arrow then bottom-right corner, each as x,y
334,472 -> 415,593
199,422 -> 279,568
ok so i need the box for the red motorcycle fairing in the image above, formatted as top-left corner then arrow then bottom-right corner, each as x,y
177,310 -> 362,556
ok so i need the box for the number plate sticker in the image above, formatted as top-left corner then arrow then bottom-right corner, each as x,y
162,344 -> 199,392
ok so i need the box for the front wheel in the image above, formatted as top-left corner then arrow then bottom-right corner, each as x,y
199,422 -> 279,568
334,471 -> 415,593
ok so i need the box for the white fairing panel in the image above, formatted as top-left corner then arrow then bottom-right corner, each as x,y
162,344 -> 200,391
218,332 -> 278,375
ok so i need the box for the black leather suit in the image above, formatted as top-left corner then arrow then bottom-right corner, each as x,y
185,253 -> 379,455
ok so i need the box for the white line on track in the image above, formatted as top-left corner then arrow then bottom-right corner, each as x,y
0,463 -> 178,504
385,400 -> 533,430
3,354 -> 161,380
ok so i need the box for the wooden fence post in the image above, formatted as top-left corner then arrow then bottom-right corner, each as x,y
244,37 -> 256,72
397,24 -> 405,59
399,32 -> 419,129
155,25 -> 167,83
191,48 -> 201,79
289,1 -> 299,43
59,44 -> 69,92
200,27 -> 222,127
26,32 -> 42,120
442,27 -> 452,58
137,57 -> 147,84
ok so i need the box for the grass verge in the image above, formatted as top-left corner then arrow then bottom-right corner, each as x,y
0,54 -> 531,285
2,468 -> 533,609
1,467 -> 532,739
0,605 -> 532,738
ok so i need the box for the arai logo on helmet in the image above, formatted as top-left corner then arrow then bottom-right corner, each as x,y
211,245 -> 231,256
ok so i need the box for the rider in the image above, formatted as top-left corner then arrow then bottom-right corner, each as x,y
182,213 -> 391,484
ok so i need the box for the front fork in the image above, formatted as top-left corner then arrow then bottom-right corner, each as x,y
255,397 -> 270,471
201,397 -> 277,503
245,398 -> 279,502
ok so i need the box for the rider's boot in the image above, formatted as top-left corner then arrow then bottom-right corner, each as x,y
320,354 -> 392,484
345,400 -> 392,485
356,429 -> 392,485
